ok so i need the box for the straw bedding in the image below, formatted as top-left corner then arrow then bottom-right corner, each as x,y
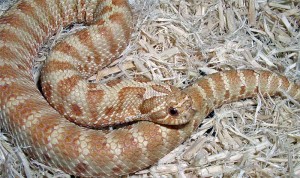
0,0 -> 299,177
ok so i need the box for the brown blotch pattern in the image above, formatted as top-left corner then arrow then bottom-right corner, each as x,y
141,124 -> 165,159
86,88 -> 105,119
1,0 -> 300,176
17,1 -> 48,36
133,76 -> 151,83
0,46 -> 20,62
34,0 -> 56,31
269,76 -> 280,95
55,104 -> 66,115
75,162 -> 89,175
77,0 -> 87,22
29,112 -> 61,145
117,87 -> 146,111
140,96 -> 162,114
77,64 -> 90,75
85,132 -> 115,168
98,25 -> 118,54
106,79 -> 122,87
0,64 -> 18,80
0,82 -> 34,106
11,99 -> 43,126
53,126 -> 81,160
54,41 -> 82,62
224,90 -> 231,100
211,73 -> 225,95
151,85 -> 171,94
42,82 -> 52,102
184,87 -> 205,111
0,29 -> 35,57
104,106 -> 115,116
94,18 -> 105,26
57,75 -> 82,98
198,79 -> 214,101
99,5 -> 113,17
36,0 -> 59,29
112,0 -> 128,6
241,70 -> 258,95
108,129 -> 143,169
258,71 -> 272,94
71,104 -> 83,116
43,60 -> 74,73
77,29 -> 102,66
240,85 -> 246,95
279,75 -> 290,90
109,12 -> 131,42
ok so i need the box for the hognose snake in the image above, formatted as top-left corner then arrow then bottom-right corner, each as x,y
0,0 -> 300,176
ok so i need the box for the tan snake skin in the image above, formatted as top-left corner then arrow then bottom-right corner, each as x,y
0,0 -> 300,177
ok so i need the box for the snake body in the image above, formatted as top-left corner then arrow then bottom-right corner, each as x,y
0,0 -> 300,177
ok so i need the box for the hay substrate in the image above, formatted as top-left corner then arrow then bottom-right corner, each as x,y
1,0 -> 300,177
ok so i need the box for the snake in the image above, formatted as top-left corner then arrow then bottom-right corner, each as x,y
0,0 -> 300,177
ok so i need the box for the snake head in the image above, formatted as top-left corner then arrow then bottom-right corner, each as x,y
140,85 -> 195,125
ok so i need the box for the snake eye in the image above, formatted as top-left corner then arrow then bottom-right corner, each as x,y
168,107 -> 179,116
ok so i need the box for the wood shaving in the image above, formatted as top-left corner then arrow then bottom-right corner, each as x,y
0,0 -> 300,177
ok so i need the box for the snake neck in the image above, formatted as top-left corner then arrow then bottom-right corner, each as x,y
184,69 -> 300,130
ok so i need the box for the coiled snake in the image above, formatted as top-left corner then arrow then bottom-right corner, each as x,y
0,0 -> 299,177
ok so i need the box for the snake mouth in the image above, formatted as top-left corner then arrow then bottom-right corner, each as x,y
80,107 -> 197,130
89,119 -> 192,132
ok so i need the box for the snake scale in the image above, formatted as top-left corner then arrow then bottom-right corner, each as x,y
0,0 -> 299,177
